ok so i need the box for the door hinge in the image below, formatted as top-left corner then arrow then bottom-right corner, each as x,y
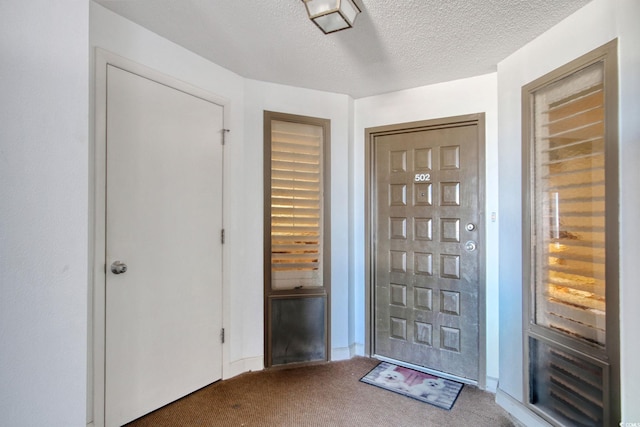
221,328 -> 225,344
222,129 -> 230,145
221,228 -> 225,244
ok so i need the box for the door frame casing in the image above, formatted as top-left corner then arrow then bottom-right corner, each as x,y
364,114 -> 487,390
89,48 -> 230,427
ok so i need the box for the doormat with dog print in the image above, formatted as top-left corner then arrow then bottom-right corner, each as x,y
360,361 -> 464,410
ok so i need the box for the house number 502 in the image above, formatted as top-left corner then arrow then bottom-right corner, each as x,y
414,173 -> 431,182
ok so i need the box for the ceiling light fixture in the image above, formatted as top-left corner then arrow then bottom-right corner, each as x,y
302,0 -> 361,34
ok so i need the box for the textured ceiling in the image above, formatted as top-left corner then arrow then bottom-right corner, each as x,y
94,0 -> 591,98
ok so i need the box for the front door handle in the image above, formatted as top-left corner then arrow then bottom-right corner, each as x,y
111,261 -> 128,275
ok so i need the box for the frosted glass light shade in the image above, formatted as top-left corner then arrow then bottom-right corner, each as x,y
302,0 -> 361,34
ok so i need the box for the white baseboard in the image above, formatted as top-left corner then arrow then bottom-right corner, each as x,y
228,345 -> 365,377
331,346 -> 352,361
331,343 -> 366,361
224,355 -> 264,380
496,388 -> 553,427
485,376 -> 499,393
352,343 -> 365,356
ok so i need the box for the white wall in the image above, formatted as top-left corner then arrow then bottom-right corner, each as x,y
243,79 -> 354,359
497,0 -> 640,421
0,1 -> 89,426
353,73 -> 501,387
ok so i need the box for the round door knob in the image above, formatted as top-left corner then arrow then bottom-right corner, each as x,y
111,261 -> 128,275
465,241 -> 477,252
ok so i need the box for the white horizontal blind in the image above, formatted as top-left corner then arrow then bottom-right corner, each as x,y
270,120 -> 323,290
533,62 -> 606,346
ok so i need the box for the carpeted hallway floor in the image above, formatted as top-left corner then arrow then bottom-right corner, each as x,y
126,357 -> 515,426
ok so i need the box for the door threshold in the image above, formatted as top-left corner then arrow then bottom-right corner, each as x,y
373,354 -> 478,386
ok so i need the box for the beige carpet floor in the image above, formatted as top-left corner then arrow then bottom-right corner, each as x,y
126,357 -> 515,426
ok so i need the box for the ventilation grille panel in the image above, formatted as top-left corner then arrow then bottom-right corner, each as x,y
529,337 -> 606,426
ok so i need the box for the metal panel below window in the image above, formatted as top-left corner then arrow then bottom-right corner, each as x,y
270,296 -> 327,366
529,337 -> 607,427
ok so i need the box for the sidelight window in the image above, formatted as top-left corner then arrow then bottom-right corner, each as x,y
523,40 -> 619,426
263,111 -> 331,367
269,119 -> 325,290
532,61 -> 607,345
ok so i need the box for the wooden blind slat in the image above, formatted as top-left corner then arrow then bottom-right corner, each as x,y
272,142 -> 321,155
546,167 -> 603,179
547,278 -> 605,298
545,86 -> 603,114
270,119 -> 324,289
542,150 -> 603,167
272,189 -> 320,200
272,207 -> 319,216
272,180 -> 321,192
272,160 -> 319,173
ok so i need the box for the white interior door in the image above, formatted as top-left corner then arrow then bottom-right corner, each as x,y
105,65 -> 223,427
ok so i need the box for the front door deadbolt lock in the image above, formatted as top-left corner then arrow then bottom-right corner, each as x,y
465,223 -> 476,231
111,260 -> 128,275
465,241 -> 477,252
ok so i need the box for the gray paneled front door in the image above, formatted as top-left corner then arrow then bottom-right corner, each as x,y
371,117 -> 484,382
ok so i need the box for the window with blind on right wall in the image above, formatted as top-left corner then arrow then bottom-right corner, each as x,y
522,40 -> 619,427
